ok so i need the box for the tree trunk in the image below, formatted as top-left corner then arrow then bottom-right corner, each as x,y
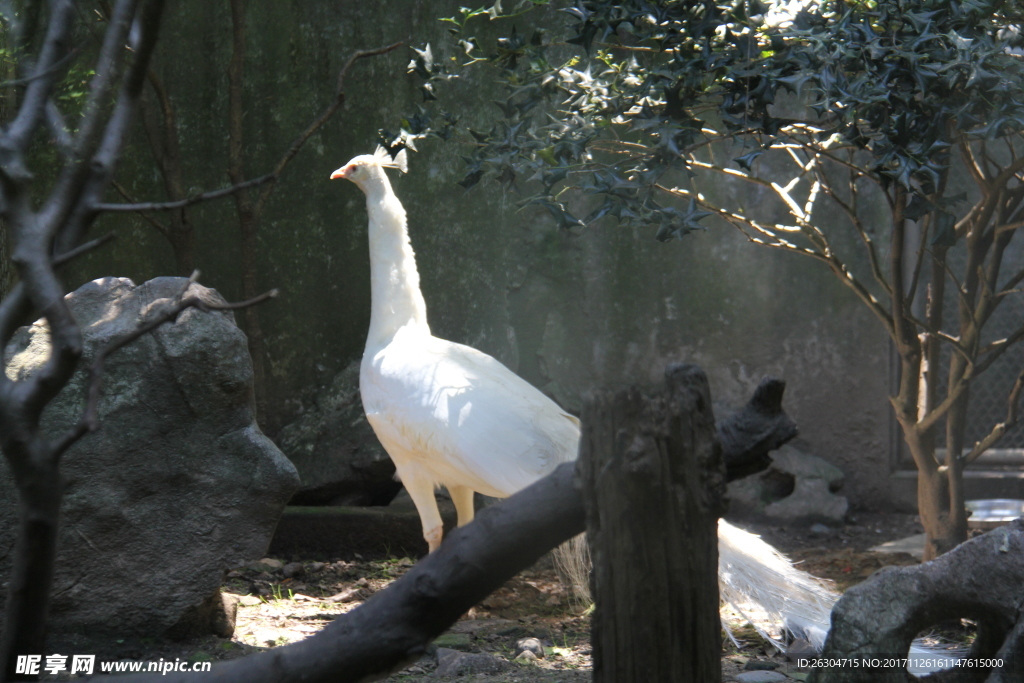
238,208 -> 267,422
0,459 -> 63,682
578,363 -> 726,683
227,0 -> 267,423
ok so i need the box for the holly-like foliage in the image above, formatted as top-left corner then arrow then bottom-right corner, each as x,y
399,0 -> 1024,239
396,0 -> 1024,559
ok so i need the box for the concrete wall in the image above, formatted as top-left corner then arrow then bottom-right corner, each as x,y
68,0 -> 897,510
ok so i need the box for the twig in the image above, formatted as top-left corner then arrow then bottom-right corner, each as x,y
0,43 -> 83,89
51,233 -> 115,267
109,180 -> 169,236
964,366 -> 1024,463
2,0 -> 76,157
94,173 -> 276,212
252,40 -> 404,216
52,276 -> 278,459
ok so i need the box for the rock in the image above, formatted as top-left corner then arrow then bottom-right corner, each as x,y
735,672 -> 789,682
514,637 -> 545,658
811,520 -> 1024,683
0,277 -> 300,638
744,660 -> 780,670
727,445 -> 848,525
282,562 -> 305,578
324,587 -> 361,603
515,650 -> 538,663
809,523 -> 832,535
785,638 -> 817,662
165,589 -> 239,640
256,558 -> 284,571
433,648 -> 508,677
277,361 -> 401,506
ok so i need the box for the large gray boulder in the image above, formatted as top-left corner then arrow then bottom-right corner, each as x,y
277,361 -> 400,506
726,444 -> 848,525
0,276 -> 299,637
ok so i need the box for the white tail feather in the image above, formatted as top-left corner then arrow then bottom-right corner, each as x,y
557,518 -> 960,673
717,519 -> 835,649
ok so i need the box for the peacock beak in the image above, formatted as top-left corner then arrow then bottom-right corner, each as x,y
330,167 -> 347,180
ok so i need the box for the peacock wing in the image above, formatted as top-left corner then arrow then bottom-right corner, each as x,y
361,331 -> 579,498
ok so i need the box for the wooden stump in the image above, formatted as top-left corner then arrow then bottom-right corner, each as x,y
579,363 -> 726,683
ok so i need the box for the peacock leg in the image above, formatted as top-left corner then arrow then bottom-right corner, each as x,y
448,485 -> 475,527
401,474 -> 444,552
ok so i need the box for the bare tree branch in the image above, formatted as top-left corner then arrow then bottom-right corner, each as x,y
965,366 -> 1024,463
0,43 -> 82,89
38,0 -> 140,235
816,165 -> 892,298
109,180 -> 170,236
959,139 -> 992,193
3,0 -> 75,157
253,40 -> 403,216
94,173 -> 276,213
51,0 -> 167,255
44,98 -> 73,162
976,322 -> 1024,371
51,232 -> 116,267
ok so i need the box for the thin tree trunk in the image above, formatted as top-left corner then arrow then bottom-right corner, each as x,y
579,363 -> 725,683
227,0 -> 267,422
0,458 -> 62,682
139,69 -> 194,274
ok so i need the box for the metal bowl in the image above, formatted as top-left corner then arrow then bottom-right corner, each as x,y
965,499 -> 1024,530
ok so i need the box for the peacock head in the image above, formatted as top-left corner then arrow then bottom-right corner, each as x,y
330,146 -> 408,191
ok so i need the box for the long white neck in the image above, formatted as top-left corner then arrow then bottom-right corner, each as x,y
362,176 -> 430,351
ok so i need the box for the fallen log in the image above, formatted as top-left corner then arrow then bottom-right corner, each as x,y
718,377 -> 798,481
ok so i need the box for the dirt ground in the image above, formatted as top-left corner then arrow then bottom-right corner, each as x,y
42,511 -> 961,682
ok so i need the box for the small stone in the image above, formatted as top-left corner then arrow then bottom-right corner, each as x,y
545,594 -> 562,606
515,650 -> 538,663
325,587 -> 361,603
308,562 -> 326,573
734,671 -> 789,682
514,637 -> 545,658
257,558 -> 284,570
434,649 -> 508,677
238,595 -> 262,606
744,660 -> 779,671
785,638 -> 817,662
809,523 -> 832,535
282,562 -> 305,578
225,570 -> 242,579
482,595 -> 511,609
